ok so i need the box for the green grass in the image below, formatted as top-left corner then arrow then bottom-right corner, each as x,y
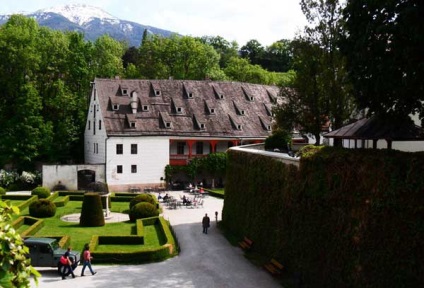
206,188 -> 225,198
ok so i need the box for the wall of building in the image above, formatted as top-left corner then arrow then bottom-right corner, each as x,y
106,136 -> 170,191
42,164 -> 105,190
85,87 -> 107,164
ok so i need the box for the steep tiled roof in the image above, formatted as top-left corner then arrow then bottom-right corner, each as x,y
94,78 -> 278,138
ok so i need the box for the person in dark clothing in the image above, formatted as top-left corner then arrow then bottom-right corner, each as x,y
61,247 -> 75,280
202,213 -> 210,234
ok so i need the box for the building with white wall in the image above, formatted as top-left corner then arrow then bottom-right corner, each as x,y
85,78 -> 279,191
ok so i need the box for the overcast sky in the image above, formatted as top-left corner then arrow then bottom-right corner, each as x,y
1,0 -> 308,47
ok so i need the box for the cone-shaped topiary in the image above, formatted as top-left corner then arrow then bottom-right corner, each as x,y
129,193 -> 156,209
29,199 -> 56,218
129,202 -> 159,222
79,192 -> 105,227
31,186 -> 51,199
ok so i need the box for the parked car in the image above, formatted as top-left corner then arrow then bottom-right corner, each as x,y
24,237 -> 80,275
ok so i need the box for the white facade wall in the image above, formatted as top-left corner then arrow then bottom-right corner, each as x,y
42,164 -> 105,190
85,88 -> 107,164
106,136 -> 170,188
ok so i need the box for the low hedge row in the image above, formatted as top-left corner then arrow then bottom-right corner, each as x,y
54,195 -> 70,207
88,216 -> 176,264
12,216 -> 45,237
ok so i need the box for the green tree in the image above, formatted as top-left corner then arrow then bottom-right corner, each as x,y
274,0 -> 354,145
262,39 -> 293,72
300,0 -> 354,134
341,0 -> 424,119
0,16 -> 53,167
240,39 -> 265,66
138,35 -> 223,80
224,57 -> 275,85
199,36 -> 239,68
274,40 -> 326,144
199,152 -> 227,188
92,35 -> 125,78
0,201 -> 40,287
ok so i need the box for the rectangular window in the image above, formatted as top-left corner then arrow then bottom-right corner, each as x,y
93,143 -> 96,154
99,120 -> 102,130
177,142 -> 185,155
131,144 -> 138,154
196,142 -> 203,155
93,105 -> 96,118
116,144 -> 123,154
96,143 -> 99,154
117,165 -> 123,174
131,165 -> 137,173
88,120 -> 91,130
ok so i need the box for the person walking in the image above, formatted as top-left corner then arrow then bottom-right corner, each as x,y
81,243 -> 97,276
202,213 -> 210,234
60,247 -> 76,280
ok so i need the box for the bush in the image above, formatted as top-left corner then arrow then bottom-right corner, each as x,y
0,187 -> 6,195
264,129 -> 292,151
29,199 -> 56,218
129,202 -> 159,222
80,193 -> 105,227
31,187 -> 51,199
129,194 -> 155,210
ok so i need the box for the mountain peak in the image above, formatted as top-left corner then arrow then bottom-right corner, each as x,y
38,4 -> 118,26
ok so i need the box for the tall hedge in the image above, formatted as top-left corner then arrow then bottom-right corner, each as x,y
222,147 -> 424,287
80,193 -> 105,227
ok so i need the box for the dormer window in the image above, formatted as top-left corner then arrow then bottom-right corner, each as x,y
240,110 -> 245,116
120,85 -> 129,96
112,104 -> 119,110
237,124 -> 243,130
130,122 -> 136,128
249,96 -> 254,101
155,90 -> 161,96
188,92 -> 194,98
266,125 -> 271,131
176,107 -> 183,114
142,105 -> 149,111
200,123 -> 205,130
165,122 -> 172,128
210,108 -> 215,114
219,94 -> 224,99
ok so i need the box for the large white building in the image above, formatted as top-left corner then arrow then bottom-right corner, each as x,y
84,78 -> 279,191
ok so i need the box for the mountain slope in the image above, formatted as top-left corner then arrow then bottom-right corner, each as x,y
0,4 -> 176,47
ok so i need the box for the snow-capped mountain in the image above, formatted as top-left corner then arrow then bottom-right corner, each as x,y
0,4 -> 175,47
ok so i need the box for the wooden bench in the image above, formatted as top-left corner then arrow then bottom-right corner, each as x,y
264,258 -> 284,276
238,236 -> 253,251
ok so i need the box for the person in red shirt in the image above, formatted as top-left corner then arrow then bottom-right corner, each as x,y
81,243 -> 97,276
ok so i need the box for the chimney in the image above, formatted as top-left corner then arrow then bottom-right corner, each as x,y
131,92 -> 138,114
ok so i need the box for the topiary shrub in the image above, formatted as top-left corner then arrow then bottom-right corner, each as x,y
29,199 -> 56,218
129,202 -> 159,222
0,187 -> 6,195
31,186 -> 51,199
296,144 -> 324,158
80,193 -> 105,227
129,193 -> 156,210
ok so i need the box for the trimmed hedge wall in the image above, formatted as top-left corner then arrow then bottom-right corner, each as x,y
223,147 -> 424,288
